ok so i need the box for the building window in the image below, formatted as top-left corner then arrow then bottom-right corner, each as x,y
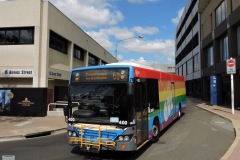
0,30 -> 5,44
178,66 -> 182,76
194,53 -> 200,72
0,27 -> 34,45
220,35 -> 228,61
207,46 -> 214,66
183,63 -> 186,76
74,45 -> 84,60
89,54 -> 98,65
237,25 -> 240,55
187,59 -> 193,74
49,31 -> 68,54
19,29 -> 34,44
216,0 -> 226,26
101,61 -> 107,65
6,30 -> 19,44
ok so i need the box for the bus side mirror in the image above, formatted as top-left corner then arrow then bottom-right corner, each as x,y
127,83 -> 134,95
63,105 -> 69,117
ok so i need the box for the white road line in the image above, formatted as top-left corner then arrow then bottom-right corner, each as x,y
14,121 -> 32,127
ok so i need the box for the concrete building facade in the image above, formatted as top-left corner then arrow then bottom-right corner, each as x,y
199,0 -> 240,107
0,0 -> 117,116
176,0 -> 240,109
175,0 -> 201,98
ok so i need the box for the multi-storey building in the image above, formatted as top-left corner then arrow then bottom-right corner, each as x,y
199,0 -> 240,107
0,0 -> 117,116
176,0 -> 240,109
175,0 -> 201,98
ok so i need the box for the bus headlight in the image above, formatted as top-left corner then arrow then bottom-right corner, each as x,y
118,136 -> 124,141
68,130 -> 77,137
117,134 -> 133,142
124,136 -> 129,141
72,132 -> 77,137
68,131 -> 72,136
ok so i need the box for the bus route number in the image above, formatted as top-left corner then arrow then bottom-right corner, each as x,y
119,120 -> 127,125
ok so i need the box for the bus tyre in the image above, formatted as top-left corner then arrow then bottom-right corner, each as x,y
151,119 -> 160,143
177,107 -> 182,120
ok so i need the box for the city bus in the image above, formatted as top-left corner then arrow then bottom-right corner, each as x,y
65,62 -> 186,153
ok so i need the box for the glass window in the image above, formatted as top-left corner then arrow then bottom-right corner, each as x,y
220,36 -> 228,61
194,53 -> 200,72
183,63 -> 186,76
6,30 -> 19,44
101,61 -> 107,65
187,59 -> 193,74
207,46 -> 214,66
74,45 -> 84,61
216,0 -> 227,26
0,27 -> 34,45
19,29 -> 34,44
237,25 -> 240,55
0,30 -> 5,44
179,66 -> 182,76
69,84 -> 133,125
49,31 -> 68,54
89,54 -> 98,65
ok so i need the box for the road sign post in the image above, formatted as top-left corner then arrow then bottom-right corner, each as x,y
227,58 -> 236,114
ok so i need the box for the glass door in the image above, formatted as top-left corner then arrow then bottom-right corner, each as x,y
135,83 -> 148,146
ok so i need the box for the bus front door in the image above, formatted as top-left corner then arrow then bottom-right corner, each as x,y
135,83 -> 148,146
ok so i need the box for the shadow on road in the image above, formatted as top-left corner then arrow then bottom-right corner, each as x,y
70,142 -> 152,160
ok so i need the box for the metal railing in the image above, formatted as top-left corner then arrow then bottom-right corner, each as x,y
48,101 -> 79,111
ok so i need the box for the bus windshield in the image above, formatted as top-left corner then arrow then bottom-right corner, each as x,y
69,83 -> 133,125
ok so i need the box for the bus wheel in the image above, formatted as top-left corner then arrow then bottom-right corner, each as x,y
177,106 -> 182,120
151,119 -> 160,143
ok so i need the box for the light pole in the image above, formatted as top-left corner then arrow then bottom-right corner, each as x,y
115,35 -> 143,59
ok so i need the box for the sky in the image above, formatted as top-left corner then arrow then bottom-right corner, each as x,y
49,0 -> 188,65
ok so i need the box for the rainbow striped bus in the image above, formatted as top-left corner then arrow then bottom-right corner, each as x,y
65,62 -> 186,153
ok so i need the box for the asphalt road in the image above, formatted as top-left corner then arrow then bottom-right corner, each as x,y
0,100 -> 235,160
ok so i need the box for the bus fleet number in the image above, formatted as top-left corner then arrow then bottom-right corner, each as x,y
119,120 -> 127,125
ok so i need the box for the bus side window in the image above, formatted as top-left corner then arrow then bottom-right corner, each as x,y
147,79 -> 159,110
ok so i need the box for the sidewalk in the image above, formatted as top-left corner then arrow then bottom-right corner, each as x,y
0,115 -> 66,142
0,99 -> 240,160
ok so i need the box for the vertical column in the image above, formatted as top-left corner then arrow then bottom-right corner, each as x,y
38,1 -> 49,88
69,42 -> 74,69
85,39 -> 89,67
228,26 -> 237,58
85,51 -> 89,67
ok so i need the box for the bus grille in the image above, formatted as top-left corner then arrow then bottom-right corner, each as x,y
70,124 -> 124,152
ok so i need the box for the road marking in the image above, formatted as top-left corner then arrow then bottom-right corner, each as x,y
14,121 -> 32,126
213,121 -> 227,124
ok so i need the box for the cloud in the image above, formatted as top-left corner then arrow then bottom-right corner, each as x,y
128,0 -> 158,4
131,26 -> 159,35
49,0 -> 174,64
116,38 -> 175,64
86,26 -> 160,50
123,39 -> 175,55
49,0 -> 124,28
86,26 -> 175,63
171,7 -> 185,25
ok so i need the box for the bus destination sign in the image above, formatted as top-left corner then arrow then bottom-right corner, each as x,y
71,68 -> 129,83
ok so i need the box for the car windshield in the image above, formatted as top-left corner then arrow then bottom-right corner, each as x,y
69,83 -> 132,125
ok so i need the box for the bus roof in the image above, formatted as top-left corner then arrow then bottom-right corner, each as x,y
71,62 -> 163,71
70,62 -> 184,81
